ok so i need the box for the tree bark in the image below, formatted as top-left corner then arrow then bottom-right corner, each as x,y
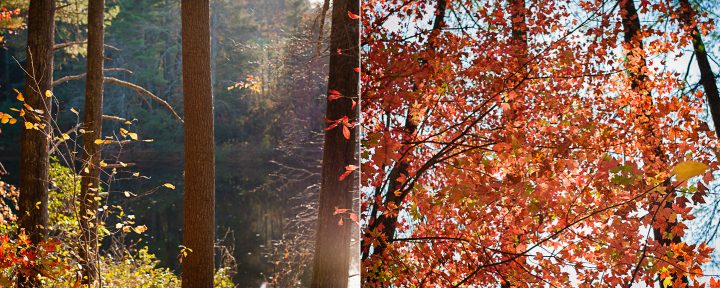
315,0 -> 331,56
311,0 -> 359,287
18,0 -> 55,286
678,0 -> 720,139
618,0 -> 687,286
181,0 -> 215,287
78,0 -> 105,285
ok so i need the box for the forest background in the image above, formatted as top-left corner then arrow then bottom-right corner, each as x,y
0,0 -> 332,286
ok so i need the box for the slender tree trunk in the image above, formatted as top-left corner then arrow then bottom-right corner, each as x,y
678,0 -> 720,139
79,0 -> 105,285
618,0 -> 687,286
315,0 -> 331,56
311,0 -> 359,286
18,0 -> 55,286
181,0 -> 215,287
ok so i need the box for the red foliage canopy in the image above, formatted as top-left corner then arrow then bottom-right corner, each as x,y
361,0 -> 719,286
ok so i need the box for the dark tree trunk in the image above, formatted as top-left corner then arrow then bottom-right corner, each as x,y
310,0 -> 359,287
618,0 -> 687,286
678,0 -> 720,139
181,0 -> 215,287
509,0 -> 527,63
79,0 -> 105,285
18,0 -> 55,286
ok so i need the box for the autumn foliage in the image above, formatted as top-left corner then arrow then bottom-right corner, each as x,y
361,0 -> 720,286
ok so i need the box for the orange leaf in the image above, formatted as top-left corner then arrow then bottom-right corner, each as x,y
348,11 -> 360,20
342,125 -> 351,140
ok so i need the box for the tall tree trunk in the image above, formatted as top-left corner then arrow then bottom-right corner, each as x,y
678,0 -> 720,139
361,1 -> 445,283
311,0 -> 359,286
181,0 -> 215,287
315,0 -> 331,56
618,0 -> 687,286
18,0 -> 55,286
79,0 -> 105,285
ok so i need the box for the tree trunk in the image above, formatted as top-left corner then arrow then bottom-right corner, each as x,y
79,0 -> 105,285
18,0 -> 55,286
315,0 -> 331,56
310,0 -> 359,287
181,0 -> 215,287
618,0 -> 687,286
678,0 -> 720,139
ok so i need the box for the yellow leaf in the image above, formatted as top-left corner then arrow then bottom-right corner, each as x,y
672,161 -> 709,182
133,225 -> 148,234
163,183 -> 175,189
9,118 -> 16,124
100,161 -> 107,167
94,139 -> 112,145
663,276 -> 672,287
45,90 -> 53,98
24,122 -> 33,130
128,132 -> 138,140
62,133 -> 70,140
14,89 -> 23,101
119,128 -> 128,136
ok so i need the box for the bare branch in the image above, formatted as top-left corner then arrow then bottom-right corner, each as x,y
49,123 -> 82,155
104,68 -> 133,74
104,77 -> 183,123
52,75 -> 183,123
103,163 -> 136,168
102,115 -> 128,122
53,73 -> 86,86
53,68 -> 132,86
53,41 -> 86,50
54,41 -> 120,51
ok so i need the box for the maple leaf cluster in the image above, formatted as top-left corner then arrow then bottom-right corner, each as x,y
0,7 -> 19,22
360,0 -> 719,286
